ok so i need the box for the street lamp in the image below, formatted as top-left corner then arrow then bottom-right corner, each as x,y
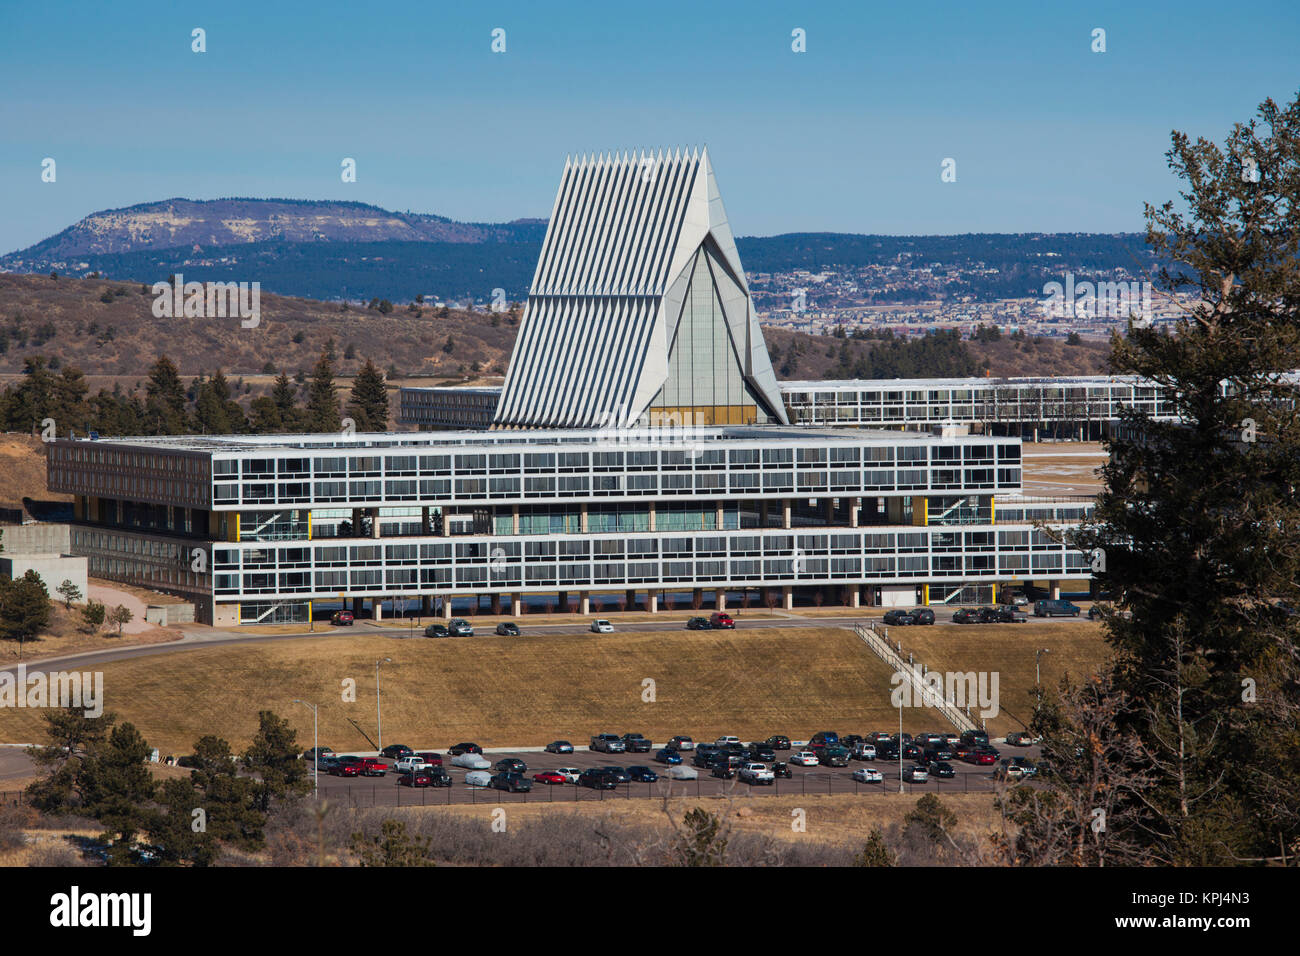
293,698 -> 319,798
1035,647 -> 1051,689
376,658 -> 393,753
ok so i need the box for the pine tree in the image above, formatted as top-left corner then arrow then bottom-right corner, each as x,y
347,359 -> 389,431
144,355 -> 187,435
305,350 -> 342,432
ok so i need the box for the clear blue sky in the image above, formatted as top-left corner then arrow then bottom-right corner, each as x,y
2,0 -> 1297,255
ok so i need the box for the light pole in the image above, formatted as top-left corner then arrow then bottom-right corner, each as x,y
898,697 -> 904,794
1035,648 -> 1051,690
376,658 -> 393,754
294,698 -> 319,798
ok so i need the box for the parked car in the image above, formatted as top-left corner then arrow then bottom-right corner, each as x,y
923,747 -> 954,763
319,756 -> 341,774
743,744 -> 777,764
329,756 -> 361,777
903,765 -> 929,783
590,619 -> 614,633
960,730 -> 990,747
1006,732 -> 1034,747
381,744 -> 413,760
666,765 -> 698,780
393,756 -> 428,774
715,735 -> 741,748
621,733 -> 652,753
578,769 -> 618,790
883,609 -> 916,626
765,735 -> 791,751
451,752 -> 491,770
397,771 -> 435,788
495,621 -> 521,636
358,758 -> 387,777
685,617 -> 713,630
808,731 -> 840,749
971,749 -> 999,766
557,768 -> 583,784
1034,599 -> 1082,618
545,740 -> 574,754
464,770 -> 492,787
710,763 -> 736,780
448,742 -> 482,756
590,733 -> 626,753
992,605 -> 1028,623
952,607 -> 986,624
330,610 -> 354,626
911,608 -> 936,625
817,746 -> 851,767
851,742 -> 877,761
654,748 -> 683,765
602,766 -> 632,784
790,751 -> 820,766
301,746 -> 337,766
421,767 -> 453,787
667,735 -> 695,751
448,618 -> 474,636
423,623 -> 449,638
709,612 -> 735,629
771,761 -> 792,778
1002,590 -> 1029,606
627,766 -> 659,783
492,758 -> 527,775
739,763 -> 775,785
489,772 -> 532,793
852,767 -> 883,783
929,761 -> 956,779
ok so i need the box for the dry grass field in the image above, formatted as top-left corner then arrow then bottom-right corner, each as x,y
0,626 -> 920,755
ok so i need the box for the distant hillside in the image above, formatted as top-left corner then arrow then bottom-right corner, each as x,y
0,274 -> 1110,385
1,197 -> 1160,303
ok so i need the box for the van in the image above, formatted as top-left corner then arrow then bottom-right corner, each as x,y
809,731 -> 840,749
1034,600 -> 1081,617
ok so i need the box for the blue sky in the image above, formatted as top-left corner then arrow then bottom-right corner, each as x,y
1,0 -> 1297,254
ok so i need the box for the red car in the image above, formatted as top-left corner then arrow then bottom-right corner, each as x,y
532,771 -> 566,785
398,771 -> 434,787
416,751 -> 443,767
330,756 -> 362,777
709,612 -> 735,629
358,758 -> 387,777
972,749 -> 998,765
331,610 -> 355,626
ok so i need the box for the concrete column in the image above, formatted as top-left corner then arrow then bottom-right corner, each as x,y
1049,579 -> 1061,600
440,510 -> 450,537
825,499 -> 835,524
352,508 -> 364,537
421,506 -> 431,534
373,598 -> 383,620
580,591 -> 590,615
625,589 -> 636,610
716,502 -> 725,530
442,597 -> 452,620
782,499 -> 792,529
371,508 -> 381,538
782,586 -> 794,610
850,588 -> 861,609
511,593 -> 522,616
647,502 -> 656,532
580,502 -> 588,533
647,591 -> 658,613
490,594 -> 501,615
511,505 -> 519,535
558,590 -> 568,612
715,589 -> 727,611
692,587 -> 703,608
421,595 -> 431,614
851,497 -> 861,528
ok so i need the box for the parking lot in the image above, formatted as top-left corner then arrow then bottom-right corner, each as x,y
309,740 -> 1043,809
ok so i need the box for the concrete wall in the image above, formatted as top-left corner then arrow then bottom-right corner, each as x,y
0,523 -> 71,555
0,553 -> 88,599
144,604 -> 196,626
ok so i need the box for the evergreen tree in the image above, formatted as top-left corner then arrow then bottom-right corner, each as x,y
143,355 -> 187,435
305,350 -> 342,432
347,359 -> 389,431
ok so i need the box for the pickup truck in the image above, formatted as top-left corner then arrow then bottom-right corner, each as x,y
621,733 -> 652,753
358,758 -> 387,777
590,733 -> 627,753
738,763 -> 775,785
394,756 -> 428,774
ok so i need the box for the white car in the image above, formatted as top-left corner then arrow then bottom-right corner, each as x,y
590,619 -> 614,633
393,756 -> 428,774
666,765 -> 698,780
464,770 -> 492,787
715,736 -> 741,748
557,767 -> 582,784
451,752 -> 490,770
738,762 -> 774,785
902,765 -> 929,783
853,767 -> 883,783
790,751 -> 820,766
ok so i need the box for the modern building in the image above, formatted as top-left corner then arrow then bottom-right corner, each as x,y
0,523 -> 87,601
46,426 -> 1091,626
402,373 -> 1179,439
46,148 -> 1095,625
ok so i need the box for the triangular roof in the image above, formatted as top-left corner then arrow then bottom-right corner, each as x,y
494,148 -> 788,428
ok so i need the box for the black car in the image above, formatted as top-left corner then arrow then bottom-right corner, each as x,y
952,608 -> 985,624
544,740 -> 574,754
627,766 -> 659,783
960,730 -> 990,747
840,734 -> 865,752
902,743 -> 922,760
423,623 -> 449,638
493,757 -> 527,775
817,746 -> 851,767
319,755 -> 341,774
883,609 -> 915,626
685,617 -> 714,630
765,735 -> 792,751
771,761 -> 792,778
711,764 -> 737,779
489,772 -> 532,793
381,744 -> 413,760
992,605 -> 1028,623
876,744 -> 900,761
923,747 -> 955,763
744,745 -> 777,764
911,608 -> 936,625
621,733 -> 652,753
447,742 -> 482,756
495,621 -> 521,636
577,769 -> 617,790
928,761 -> 956,779
601,766 -> 632,784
